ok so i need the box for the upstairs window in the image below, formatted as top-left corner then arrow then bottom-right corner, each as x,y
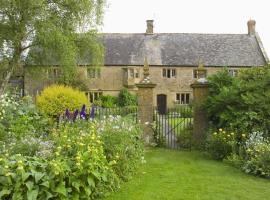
228,69 -> 238,77
193,69 -> 207,79
162,68 -> 176,78
176,93 -> 190,104
87,68 -> 101,79
128,68 -> 140,78
47,68 -> 60,79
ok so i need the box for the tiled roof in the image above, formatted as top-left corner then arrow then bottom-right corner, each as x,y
101,33 -> 267,67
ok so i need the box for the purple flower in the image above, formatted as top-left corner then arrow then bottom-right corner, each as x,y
73,109 -> 79,122
80,104 -> 86,119
90,105 -> 95,119
65,108 -> 70,121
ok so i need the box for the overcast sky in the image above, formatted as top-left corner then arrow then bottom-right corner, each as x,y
102,0 -> 270,57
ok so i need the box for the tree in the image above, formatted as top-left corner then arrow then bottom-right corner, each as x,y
0,0 -> 105,94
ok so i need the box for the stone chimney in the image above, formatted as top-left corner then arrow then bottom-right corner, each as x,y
146,20 -> 154,34
247,19 -> 256,35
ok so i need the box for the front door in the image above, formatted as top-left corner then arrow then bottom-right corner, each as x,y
157,94 -> 167,114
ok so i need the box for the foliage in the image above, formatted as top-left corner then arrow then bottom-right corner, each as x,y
0,93 -> 52,157
242,132 -> 270,177
0,124 -> 119,199
117,89 -> 137,107
36,85 -> 90,117
0,0 -> 105,94
97,116 -> 144,181
204,66 -> 270,135
0,97 -> 145,199
206,128 -> 242,160
94,95 -> 118,108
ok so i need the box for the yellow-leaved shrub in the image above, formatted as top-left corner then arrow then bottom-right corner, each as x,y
36,85 -> 90,117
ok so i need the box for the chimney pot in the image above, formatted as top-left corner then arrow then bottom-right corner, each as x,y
146,20 -> 154,34
247,19 -> 256,35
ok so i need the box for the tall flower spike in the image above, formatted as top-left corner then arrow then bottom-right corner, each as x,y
80,104 -> 86,120
73,109 -> 79,123
90,105 -> 95,120
65,108 -> 70,121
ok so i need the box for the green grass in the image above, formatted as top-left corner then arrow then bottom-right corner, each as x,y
103,148 -> 270,200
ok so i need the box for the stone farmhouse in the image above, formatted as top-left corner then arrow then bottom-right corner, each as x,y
24,19 -> 269,111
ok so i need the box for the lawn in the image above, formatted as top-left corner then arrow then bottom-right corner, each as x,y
103,148 -> 270,200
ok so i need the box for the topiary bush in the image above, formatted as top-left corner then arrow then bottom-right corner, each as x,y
36,85 -> 90,117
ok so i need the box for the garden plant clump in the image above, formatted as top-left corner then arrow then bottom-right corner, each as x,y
205,66 -> 270,178
0,90 -> 144,199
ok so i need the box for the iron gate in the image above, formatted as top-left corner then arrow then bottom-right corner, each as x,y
154,105 -> 193,150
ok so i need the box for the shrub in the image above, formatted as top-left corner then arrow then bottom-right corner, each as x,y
0,123 -> 119,199
0,94 -> 52,157
242,132 -> 270,177
206,128 -> 238,160
117,89 -> 137,107
97,116 -> 144,181
204,66 -> 270,135
36,85 -> 90,117
96,95 -> 118,108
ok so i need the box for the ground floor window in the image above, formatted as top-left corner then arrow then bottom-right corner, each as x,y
228,69 -> 238,77
176,93 -> 190,104
85,91 -> 102,103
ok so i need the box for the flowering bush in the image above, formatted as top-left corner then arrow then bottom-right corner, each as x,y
0,94 -> 52,157
206,128 -> 242,160
242,132 -> 270,177
36,85 -> 90,118
0,99 -> 145,198
97,115 -> 144,181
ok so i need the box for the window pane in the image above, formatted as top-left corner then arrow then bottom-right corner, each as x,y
167,69 -> 171,78
172,69 -> 176,77
97,69 -> 101,78
181,94 -> 185,104
135,69 -> 139,78
186,94 -> 190,104
163,69 -> 166,77
193,70 -> 198,78
129,69 -> 134,78
176,93 -> 180,101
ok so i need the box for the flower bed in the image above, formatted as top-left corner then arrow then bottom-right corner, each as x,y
0,93 -> 144,199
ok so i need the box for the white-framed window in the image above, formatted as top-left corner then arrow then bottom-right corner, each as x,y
135,69 -> 140,78
228,69 -> 238,77
176,93 -> 190,104
128,68 -> 140,78
129,69 -> 134,78
87,68 -> 101,79
193,69 -> 207,78
85,91 -> 102,103
47,68 -> 60,79
193,69 -> 207,79
162,68 -> 176,78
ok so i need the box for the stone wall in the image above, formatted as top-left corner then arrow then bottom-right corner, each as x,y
24,65 -> 246,105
